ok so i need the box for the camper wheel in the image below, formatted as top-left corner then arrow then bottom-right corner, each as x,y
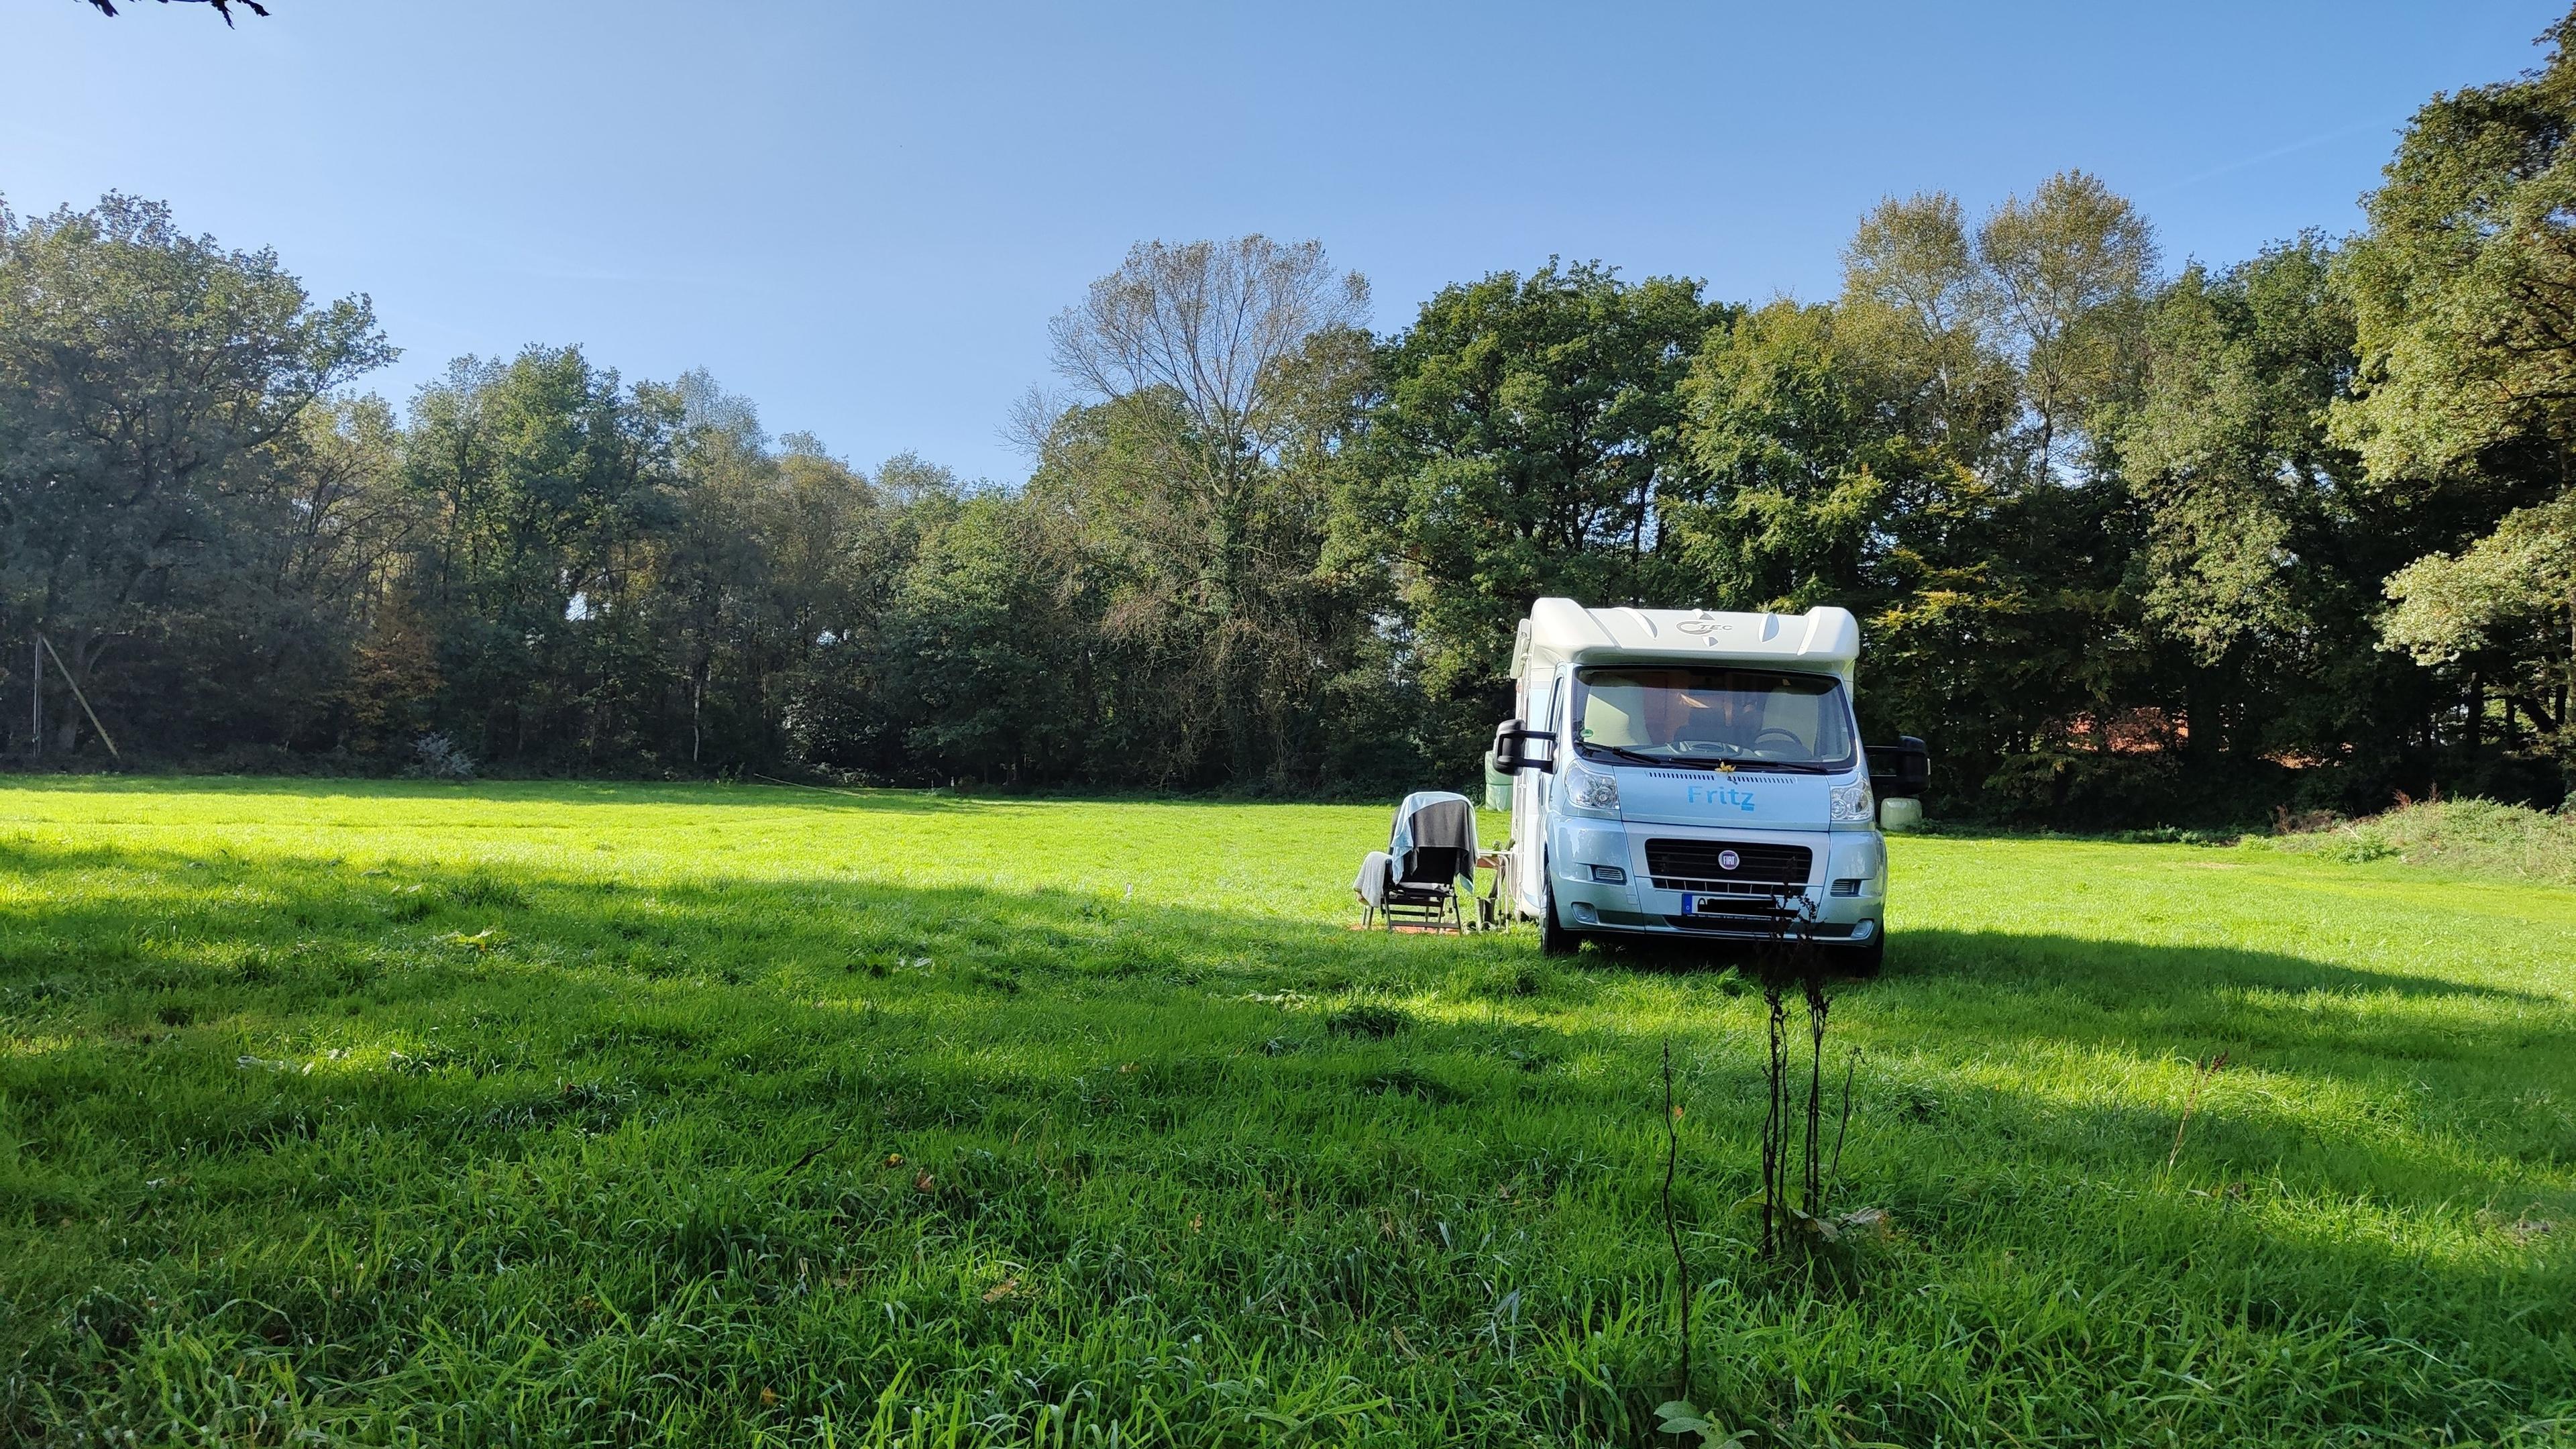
1539,857 -> 1582,957
1844,931 -> 1885,979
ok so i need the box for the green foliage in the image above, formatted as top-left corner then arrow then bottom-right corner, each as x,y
2127,240 -> 2353,663
0,779 -> 2571,1444
2330,11 -> 2576,777
1669,299 -> 1894,613
1976,170 -> 2158,482
1336,262 -> 1729,771
2383,496 -> 2576,761
877,492 -> 1089,783
1663,180 -> 2165,813
2109,236 -> 2487,798
400,347 -> 687,764
2334,10 -> 2576,482
0,194 -> 392,755
1654,1399 -> 1752,1447
1034,238 -> 1385,789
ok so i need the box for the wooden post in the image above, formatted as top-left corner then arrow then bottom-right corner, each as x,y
29,634 -> 40,761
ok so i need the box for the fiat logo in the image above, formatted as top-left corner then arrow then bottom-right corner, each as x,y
1717,849 -> 1741,871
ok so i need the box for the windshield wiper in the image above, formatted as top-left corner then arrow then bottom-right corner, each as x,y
1581,744 -> 1839,773
1580,743 -> 1688,768
1582,744 -> 1757,771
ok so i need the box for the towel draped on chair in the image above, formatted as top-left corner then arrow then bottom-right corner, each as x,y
1351,850 -> 1393,909
1354,791 -> 1479,931
1389,791 -> 1477,881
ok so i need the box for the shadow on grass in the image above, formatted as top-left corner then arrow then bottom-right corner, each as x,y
1558,922 -> 2575,1199
2,829 -> 2558,1063
3,835 -> 2563,1179
1892,921 -> 2556,997
1563,907 -> 2557,1006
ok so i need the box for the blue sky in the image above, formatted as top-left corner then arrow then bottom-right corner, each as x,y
0,1 -> 2553,482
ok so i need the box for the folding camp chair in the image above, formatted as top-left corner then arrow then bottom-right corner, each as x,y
1354,791 -> 1477,932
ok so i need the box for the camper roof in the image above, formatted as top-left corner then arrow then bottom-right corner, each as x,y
1509,598 -> 1860,682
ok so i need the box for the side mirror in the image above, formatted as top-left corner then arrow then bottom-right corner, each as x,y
1866,735 -> 1929,800
1491,719 -> 1556,775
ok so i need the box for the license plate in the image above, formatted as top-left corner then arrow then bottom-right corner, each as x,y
1680,894 -> 1735,915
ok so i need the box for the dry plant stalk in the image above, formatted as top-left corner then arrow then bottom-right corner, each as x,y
2166,1051 -> 2231,1173
1759,983 -> 1788,1256
1826,1050 -> 1858,1197
1803,979 -> 1831,1219
1661,1039 -> 1692,1391
1754,900 -> 1840,1258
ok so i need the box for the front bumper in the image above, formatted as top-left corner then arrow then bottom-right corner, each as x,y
1547,817 -> 1884,945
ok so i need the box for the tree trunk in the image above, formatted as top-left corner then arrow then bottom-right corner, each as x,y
2181,674 -> 2218,771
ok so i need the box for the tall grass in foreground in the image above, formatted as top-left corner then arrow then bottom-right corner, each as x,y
0,777 -> 2571,1446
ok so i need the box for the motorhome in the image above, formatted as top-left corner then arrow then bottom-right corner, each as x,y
1489,598 -> 1926,971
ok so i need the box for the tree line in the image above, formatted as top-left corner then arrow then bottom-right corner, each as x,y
7,15 -> 2576,823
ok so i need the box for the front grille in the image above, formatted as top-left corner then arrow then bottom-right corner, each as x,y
1644,839 -> 1813,894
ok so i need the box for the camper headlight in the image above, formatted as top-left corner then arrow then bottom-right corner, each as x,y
1563,763 -> 1620,814
1829,779 -> 1875,824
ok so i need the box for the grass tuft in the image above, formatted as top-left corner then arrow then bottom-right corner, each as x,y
2272,796 -> 2576,885
1327,1000 -> 1415,1038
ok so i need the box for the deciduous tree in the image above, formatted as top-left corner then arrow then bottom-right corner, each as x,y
0,194 -> 388,753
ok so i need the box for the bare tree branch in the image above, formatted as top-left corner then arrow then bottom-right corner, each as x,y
81,0 -> 270,24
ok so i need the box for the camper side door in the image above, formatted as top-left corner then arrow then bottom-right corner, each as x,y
1511,665 -> 1565,913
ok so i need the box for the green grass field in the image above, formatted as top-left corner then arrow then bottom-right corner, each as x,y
2,778 -> 2571,1447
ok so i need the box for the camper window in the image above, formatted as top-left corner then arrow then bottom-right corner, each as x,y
1572,667 -> 1856,770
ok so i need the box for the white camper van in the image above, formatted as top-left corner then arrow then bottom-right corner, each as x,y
1489,599 -> 1926,972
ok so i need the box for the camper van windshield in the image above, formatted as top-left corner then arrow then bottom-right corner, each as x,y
1572,667 -> 1856,771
